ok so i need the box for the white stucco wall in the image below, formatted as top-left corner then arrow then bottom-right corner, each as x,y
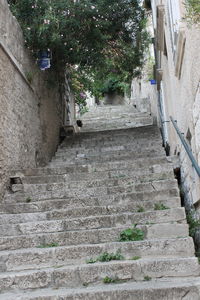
152,0 -> 200,207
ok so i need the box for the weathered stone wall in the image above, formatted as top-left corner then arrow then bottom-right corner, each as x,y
151,0 -> 200,209
0,0 -> 62,200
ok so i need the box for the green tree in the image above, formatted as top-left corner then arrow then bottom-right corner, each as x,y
9,0 -> 150,103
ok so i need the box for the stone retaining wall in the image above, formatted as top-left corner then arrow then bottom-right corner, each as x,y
0,0 -> 62,200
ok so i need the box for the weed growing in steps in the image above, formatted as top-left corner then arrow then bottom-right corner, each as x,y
119,225 -> 144,242
154,203 -> 169,210
113,174 -> 126,178
144,275 -> 152,281
26,197 -> 32,203
186,211 -> 200,238
83,282 -> 89,287
103,276 -> 127,284
131,256 -> 141,260
137,206 -> 145,213
37,242 -> 59,248
86,250 -> 124,264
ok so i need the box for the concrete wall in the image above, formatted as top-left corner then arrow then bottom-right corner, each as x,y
151,0 -> 200,209
0,0 -> 62,200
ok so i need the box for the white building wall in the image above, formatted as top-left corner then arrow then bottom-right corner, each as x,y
151,0 -> 200,208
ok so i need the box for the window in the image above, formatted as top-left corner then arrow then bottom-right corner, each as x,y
167,0 -> 181,59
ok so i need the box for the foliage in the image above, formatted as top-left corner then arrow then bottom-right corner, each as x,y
131,256 -> 141,260
145,56 -> 155,80
119,225 -> 144,242
103,276 -> 117,284
9,0 -> 151,100
144,275 -> 152,281
26,197 -> 32,203
86,250 -> 124,264
186,210 -> 200,237
99,77 -> 125,95
137,206 -> 145,213
9,0 -> 149,68
154,203 -> 169,211
70,67 -> 88,108
184,0 -> 200,24
103,276 -> 126,284
37,242 -> 59,248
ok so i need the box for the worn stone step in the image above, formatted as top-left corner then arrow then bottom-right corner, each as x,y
10,156 -> 170,178
0,208 -> 186,237
5,179 -> 179,203
55,140 -> 163,157
0,257 -> 198,292
61,125 -> 160,145
0,222 -> 189,251
57,134 -> 162,150
81,117 -> 152,125
83,105 -> 138,113
2,277 -> 200,300
50,148 -> 166,165
0,197 -> 181,224
0,194 -> 181,215
19,162 -> 172,184
81,112 -> 149,121
80,117 -> 153,132
14,175 -> 176,196
0,237 -> 194,272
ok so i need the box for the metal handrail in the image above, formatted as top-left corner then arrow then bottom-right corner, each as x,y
170,116 -> 200,177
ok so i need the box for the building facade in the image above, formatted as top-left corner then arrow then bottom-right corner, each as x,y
150,0 -> 200,211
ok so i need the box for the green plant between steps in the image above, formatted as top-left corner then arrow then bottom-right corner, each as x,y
137,206 -> 145,213
144,275 -> 152,281
119,225 -> 144,242
154,203 -> 169,211
37,242 -> 59,248
103,276 -> 127,284
131,256 -> 141,260
26,197 -> 32,203
186,211 -> 200,237
86,250 -> 124,264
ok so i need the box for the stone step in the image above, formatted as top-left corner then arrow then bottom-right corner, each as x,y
2,277 -> 200,300
19,162 -> 172,184
0,222 -> 189,251
0,237 -> 195,272
64,129 -> 158,148
80,116 -> 153,132
84,105 -> 138,112
49,149 -> 166,166
5,179 -> 179,203
81,111 -> 149,120
0,193 -> 181,215
15,175 -> 176,196
0,208 -> 186,237
11,156 -> 170,178
52,146 -> 166,161
59,139 -> 162,152
81,114 -> 152,123
61,125 -> 160,144
55,140 -> 163,156
0,257 -> 198,292
0,197 -> 181,224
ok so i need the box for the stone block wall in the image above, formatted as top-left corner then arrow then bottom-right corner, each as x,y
0,0 -> 62,200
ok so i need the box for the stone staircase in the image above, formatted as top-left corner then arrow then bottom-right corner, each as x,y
0,105 -> 200,299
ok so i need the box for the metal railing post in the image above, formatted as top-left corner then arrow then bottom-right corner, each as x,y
170,116 -> 200,177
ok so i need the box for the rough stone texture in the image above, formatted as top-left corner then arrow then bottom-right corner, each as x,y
0,105 -> 199,298
0,0 -> 62,200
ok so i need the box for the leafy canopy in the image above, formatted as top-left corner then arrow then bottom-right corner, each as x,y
9,0 -> 149,70
185,0 -> 200,24
9,0 -> 150,104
